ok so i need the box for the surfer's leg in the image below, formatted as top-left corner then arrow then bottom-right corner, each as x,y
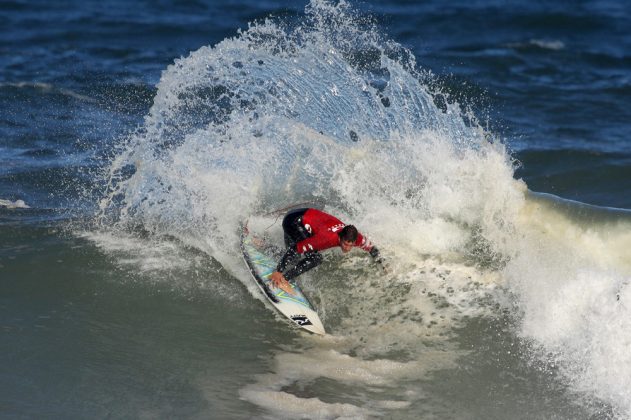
283,252 -> 323,281
282,208 -> 310,247
277,246 -> 299,273
283,232 -> 293,249
278,208 -> 314,276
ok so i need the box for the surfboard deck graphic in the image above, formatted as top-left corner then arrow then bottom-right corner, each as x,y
240,221 -> 325,335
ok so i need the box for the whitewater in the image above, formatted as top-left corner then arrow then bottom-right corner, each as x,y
91,1 -> 631,417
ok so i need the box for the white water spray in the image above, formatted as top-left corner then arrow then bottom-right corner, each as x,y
95,0 -> 631,416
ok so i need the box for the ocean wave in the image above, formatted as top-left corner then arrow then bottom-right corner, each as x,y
94,0 -> 630,416
506,39 -> 565,51
0,81 -> 97,103
0,198 -> 30,209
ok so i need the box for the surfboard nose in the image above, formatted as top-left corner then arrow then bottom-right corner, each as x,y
301,317 -> 326,335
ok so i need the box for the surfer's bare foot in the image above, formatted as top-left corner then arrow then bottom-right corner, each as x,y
278,280 -> 295,295
271,271 -> 295,295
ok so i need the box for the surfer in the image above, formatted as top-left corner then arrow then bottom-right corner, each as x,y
270,208 -> 385,292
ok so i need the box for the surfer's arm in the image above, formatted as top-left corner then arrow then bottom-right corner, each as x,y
295,234 -> 334,254
362,239 -> 388,273
355,233 -> 383,262
355,233 -> 374,252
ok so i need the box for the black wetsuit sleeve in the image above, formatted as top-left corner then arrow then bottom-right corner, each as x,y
276,246 -> 298,273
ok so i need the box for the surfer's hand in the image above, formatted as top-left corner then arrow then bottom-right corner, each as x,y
369,247 -> 380,259
369,247 -> 390,273
271,271 -> 295,295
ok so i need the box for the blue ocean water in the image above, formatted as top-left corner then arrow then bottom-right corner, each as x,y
2,0 -> 629,210
1,1 -> 630,418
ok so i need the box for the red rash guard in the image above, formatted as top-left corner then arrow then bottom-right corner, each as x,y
295,209 -> 373,254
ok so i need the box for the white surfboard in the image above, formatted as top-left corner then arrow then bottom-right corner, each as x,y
240,220 -> 326,335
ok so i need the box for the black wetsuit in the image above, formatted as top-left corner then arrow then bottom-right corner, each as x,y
276,208 -> 324,281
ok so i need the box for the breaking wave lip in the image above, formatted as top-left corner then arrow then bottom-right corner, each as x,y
0,198 -> 30,209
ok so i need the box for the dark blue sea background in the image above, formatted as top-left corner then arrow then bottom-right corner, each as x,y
2,0 -> 629,212
1,0 -> 630,418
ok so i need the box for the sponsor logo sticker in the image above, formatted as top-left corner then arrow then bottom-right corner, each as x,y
290,315 -> 313,326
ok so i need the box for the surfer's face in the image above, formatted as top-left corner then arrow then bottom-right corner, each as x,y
340,239 -> 354,253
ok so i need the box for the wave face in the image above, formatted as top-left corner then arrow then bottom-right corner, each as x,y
98,0 -> 631,416
506,192 -> 631,417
